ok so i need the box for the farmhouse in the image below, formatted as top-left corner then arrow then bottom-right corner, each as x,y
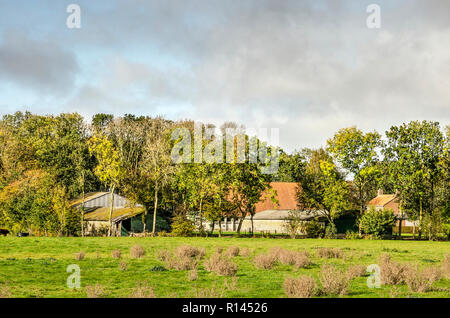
214,182 -> 327,234
366,189 -> 417,233
70,192 -> 146,236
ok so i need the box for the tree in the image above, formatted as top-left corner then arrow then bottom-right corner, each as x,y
297,148 -> 351,230
383,121 -> 445,238
327,127 -> 382,215
141,118 -> 175,234
88,132 -> 124,236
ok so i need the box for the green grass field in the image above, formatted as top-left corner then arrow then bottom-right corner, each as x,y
0,237 -> 449,298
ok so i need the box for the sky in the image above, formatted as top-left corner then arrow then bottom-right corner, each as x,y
0,0 -> 449,152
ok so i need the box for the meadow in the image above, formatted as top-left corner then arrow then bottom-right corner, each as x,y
0,237 -> 449,298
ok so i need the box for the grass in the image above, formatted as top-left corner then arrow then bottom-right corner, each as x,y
0,237 -> 448,298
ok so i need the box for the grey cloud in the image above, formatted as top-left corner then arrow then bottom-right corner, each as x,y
0,30 -> 79,95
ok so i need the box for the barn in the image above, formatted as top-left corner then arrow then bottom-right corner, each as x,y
70,192 -> 148,236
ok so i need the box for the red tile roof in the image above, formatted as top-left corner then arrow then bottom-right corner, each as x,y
255,182 -> 299,213
367,194 -> 397,207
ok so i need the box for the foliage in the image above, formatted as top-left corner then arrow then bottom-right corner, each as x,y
359,207 -> 396,238
170,214 -> 195,237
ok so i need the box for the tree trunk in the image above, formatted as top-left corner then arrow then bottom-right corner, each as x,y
81,187 -> 85,237
108,186 -> 115,237
142,206 -> 148,233
209,221 -> 215,236
236,216 -> 245,236
152,184 -> 159,235
250,214 -> 254,236
199,197 -> 203,232
218,219 -> 222,238
418,197 -> 423,239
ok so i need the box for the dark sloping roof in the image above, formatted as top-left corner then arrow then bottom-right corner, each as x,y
84,207 -> 145,222
255,182 -> 299,213
70,192 -> 109,207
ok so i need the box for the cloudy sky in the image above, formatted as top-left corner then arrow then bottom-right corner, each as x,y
0,0 -> 449,152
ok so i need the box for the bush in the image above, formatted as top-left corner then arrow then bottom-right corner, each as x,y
170,214 -> 195,237
283,276 -> 318,298
188,269 -> 198,281
129,281 -> 156,298
254,253 -> 278,269
0,284 -> 11,298
174,245 -> 206,259
130,244 -> 146,258
378,253 -> 407,285
316,247 -> 343,259
85,283 -> 106,298
118,260 -> 128,271
345,230 -> 362,240
324,224 -> 337,239
240,247 -> 253,257
75,251 -> 85,261
359,207 -> 396,238
204,253 -> 238,276
443,254 -> 450,279
404,265 -> 442,293
303,219 -> 325,238
319,265 -> 350,296
347,265 -> 367,279
226,246 -> 240,257
111,249 -> 122,259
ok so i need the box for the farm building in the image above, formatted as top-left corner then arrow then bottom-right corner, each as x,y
366,189 -> 417,233
70,192 -> 150,236
209,182 -> 330,234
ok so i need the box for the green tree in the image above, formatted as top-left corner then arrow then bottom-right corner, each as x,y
327,126 -> 382,215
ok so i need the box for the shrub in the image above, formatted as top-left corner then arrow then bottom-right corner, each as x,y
130,244 -> 146,258
404,265 -> 442,293
269,248 -> 311,269
303,219 -> 325,238
170,214 -> 195,237
118,260 -> 128,271
319,265 -> 350,296
85,283 -> 106,298
347,265 -> 367,279
283,276 -> 318,298
240,248 -> 253,257
216,246 -> 224,254
443,254 -> 450,279
111,249 -> 122,259
174,245 -> 206,259
156,250 -> 172,262
75,251 -> 85,261
130,281 -> 156,298
0,284 -> 11,298
187,269 -> 198,281
316,247 -> 343,259
226,246 -> 240,257
254,253 -> 278,269
204,253 -> 238,276
378,253 -> 407,285
324,224 -> 337,239
359,207 -> 396,238
282,210 -> 304,238
345,230 -> 362,240
293,252 -> 312,270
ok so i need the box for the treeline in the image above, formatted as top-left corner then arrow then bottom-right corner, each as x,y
0,112 -> 448,239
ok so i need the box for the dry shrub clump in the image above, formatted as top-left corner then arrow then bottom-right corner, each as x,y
0,284 -> 11,298
378,253 -> 408,285
240,248 -> 253,257
319,265 -> 350,296
347,265 -> 367,280
75,251 -> 85,261
156,250 -> 172,262
404,265 -> 442,293
130,244 -> 146,259
283,276 -> 318,298
267,248 -> 311,269
443,254 -> 450,279
130,281 -> 156,298
254,253 -> 278,270
193,277 -> 238,298
118,260 -> 128,271
216,246 -> 224,254
226,246 -> 240,257
111,249 -> 122,259
316,247 -> 343,259
85,283 -> 106,298
204,253 -> 238,276
174,245 -> 206,259
188,269 -> 198,281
